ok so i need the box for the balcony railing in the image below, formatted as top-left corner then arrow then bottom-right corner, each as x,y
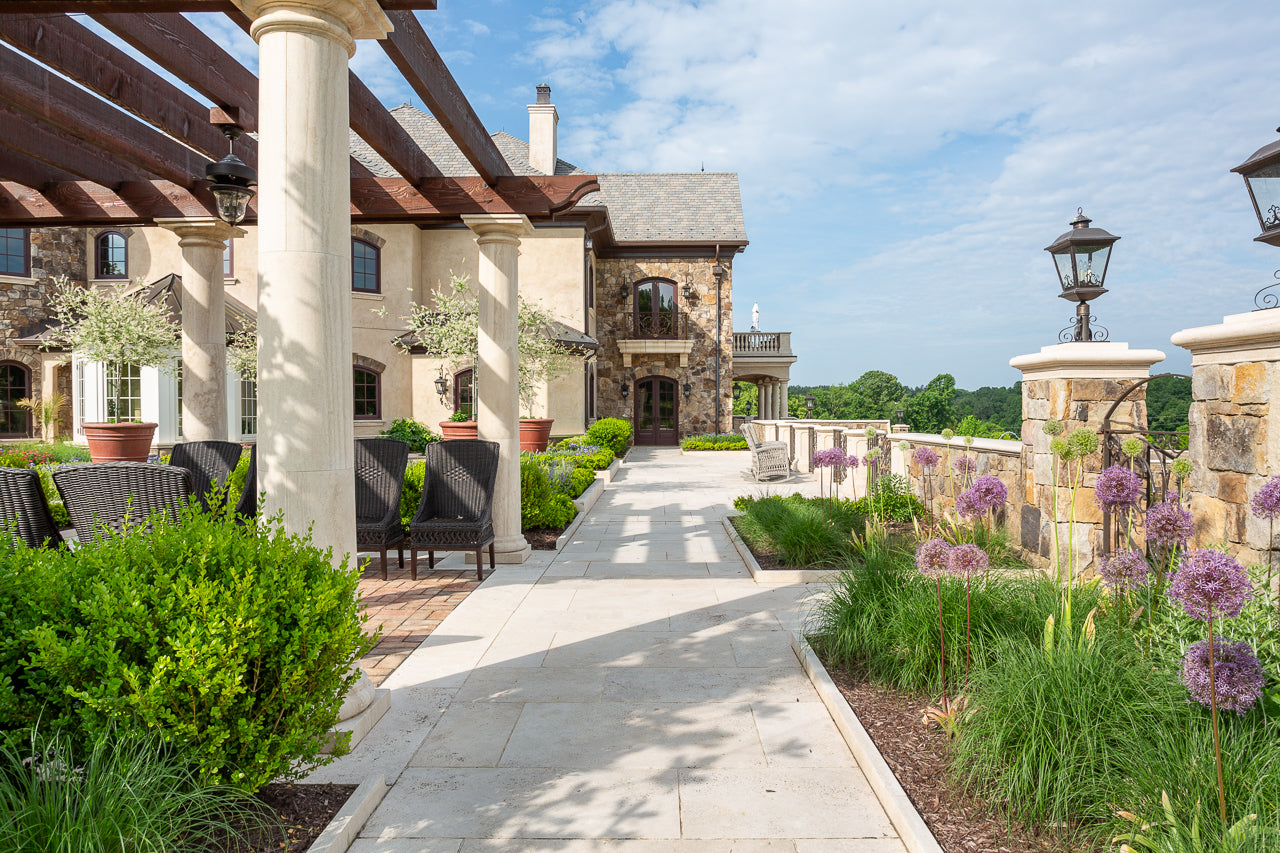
733,331 -> 792,356
626,311 -> 688,339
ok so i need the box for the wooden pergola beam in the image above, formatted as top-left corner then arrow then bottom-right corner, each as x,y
6,2 -> 437,11
0,149 -> 78,187
0,50 -> 211,188
92,11 -> 261,133
348,72 -> 442,182
0,176 -> 597,225
0,101 -> 158,187
0,14 -> 256,168
381,10 -> 512,186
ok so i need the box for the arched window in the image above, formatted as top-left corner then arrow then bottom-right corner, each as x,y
353,366 -> 380,419
352,238 -> 380,293
96,231 -> 128,279
634,278 -> 678,338
0,362 -> 31,438
453,368 -> 473,420
0,228 -> 29,277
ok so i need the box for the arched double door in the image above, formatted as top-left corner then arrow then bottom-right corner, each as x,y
633,376 -> 678,446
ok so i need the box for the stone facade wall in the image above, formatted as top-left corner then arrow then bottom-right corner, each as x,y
895,434 -> 1024,528
594,256 -> 733,438
1186,361 -> 1277,566
0,227 -> 86,438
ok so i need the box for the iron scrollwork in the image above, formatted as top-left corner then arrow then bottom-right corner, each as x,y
1253,269 -> 1280,311
1058,316 -> 1110,343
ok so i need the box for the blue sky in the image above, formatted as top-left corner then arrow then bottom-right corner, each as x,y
193,1 -> 1280,388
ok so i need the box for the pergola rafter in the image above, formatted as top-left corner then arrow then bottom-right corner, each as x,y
4,2 -> 437,12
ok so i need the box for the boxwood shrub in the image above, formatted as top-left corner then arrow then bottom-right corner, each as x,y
0,504 -> 372,791
585,417 -> 632,457
681,433 -> 749,451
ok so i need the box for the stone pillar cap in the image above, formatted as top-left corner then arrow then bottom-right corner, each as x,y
1171,309 -> 1280,360
1010,341 -> 1166,380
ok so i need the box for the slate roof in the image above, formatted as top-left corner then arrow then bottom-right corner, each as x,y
349,105 -> 747,246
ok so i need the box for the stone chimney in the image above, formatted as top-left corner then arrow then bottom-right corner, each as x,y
528,83 -> 558,175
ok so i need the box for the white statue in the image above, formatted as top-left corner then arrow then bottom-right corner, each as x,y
751,302 -> 760,331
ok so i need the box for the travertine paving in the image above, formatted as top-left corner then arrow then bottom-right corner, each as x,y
311,448 -> 906,852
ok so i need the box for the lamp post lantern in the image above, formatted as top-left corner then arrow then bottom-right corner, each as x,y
804,393 -> 815,417
205,123 -> 257,227
1045,209 -> 1120,342
1232,127 -> 1280,248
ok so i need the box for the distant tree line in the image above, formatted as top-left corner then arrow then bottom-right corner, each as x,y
733,372 -> 1191,438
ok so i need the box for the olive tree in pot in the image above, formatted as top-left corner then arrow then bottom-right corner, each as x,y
48,277 -> 178,461
393,273 -> 576,451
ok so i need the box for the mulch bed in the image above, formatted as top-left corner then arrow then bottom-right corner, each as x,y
523,526 -> 562,550
824,666 -> 1098,853
217,783 -> 357,852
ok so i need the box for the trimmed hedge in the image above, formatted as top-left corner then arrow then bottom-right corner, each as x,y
585,417 -> 631,457
681,433 -> 749,451
0,504 -> 372,791
520,455 -> 577,530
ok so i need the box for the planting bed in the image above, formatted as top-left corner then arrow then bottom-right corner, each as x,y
216,783 -> 356,851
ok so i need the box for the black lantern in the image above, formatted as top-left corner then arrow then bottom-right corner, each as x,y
1045,209 -> 1120,342
733,384 -> 741,401
895,407 -> 905,424
618,283 -> 630,300
682,382 -> 692,399
205,124 -> 257,226
1232,127 -> 1280,247
682,276 -> 696,301
804,393 -> 815,415
620,382 -> 629,400
433,374 -> 448,401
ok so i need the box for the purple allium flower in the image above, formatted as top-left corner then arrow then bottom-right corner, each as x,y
1145,501 -> 1194,547
912,446 -> 940,469
813,447 -> 846,469
955,490 -> 982,519
845,454 -> 861,469
1095,465 -> 1143,514
1166,549 -> 1253,621
915,538 -> 951,577
947,543 -> 989,578
1098,548 -> 1151,593
1179,639 -> 1266,716
968,475 -> 1007,511
953,456 -> 976,476
1250,476 -> 1280,520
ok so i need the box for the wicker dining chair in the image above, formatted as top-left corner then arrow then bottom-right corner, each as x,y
354,437 -> 410,579
234,445 -> 256,522
168,440 -> 244,512
0,467 -> 65,549
408,439 -> 499,582
52,462 -> 193,543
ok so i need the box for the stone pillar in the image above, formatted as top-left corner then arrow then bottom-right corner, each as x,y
1172,310 -> 1280,566
239,0 -> 391,568
780,380 -> 789,418
463,213 -> 533,564
1010,342 -> 1166,574
763,381 -> 775,419
156,218 -> 244,441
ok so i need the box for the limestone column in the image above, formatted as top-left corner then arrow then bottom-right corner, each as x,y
780,380 -> 790,419
761,381 -> 772,420
1010,341 -> 1165,575
464,214 -> 533,564
238,0 -> 390,567
157,218 -> 244,441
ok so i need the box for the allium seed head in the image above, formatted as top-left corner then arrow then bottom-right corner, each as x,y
1180,639 -> 1265,716
1249,476 -> 1280,520
1166,549 -> 1253,621
912,446 -> 940,469
1145,501 -> 1194,547
867,447 -> 883,461
947,543 -> 989,578
1095,465 -> 1143,513
1098,548 -> 1151,593
1050,436 -> 1073,460
865,426 -> 878,438
941,428 -> 955,440
1042,418 -> 1064,437
899,441 -> 910,452
1120,437 -> 1145,459
1171,457 -> 1193,482
915,538 -> 951,577
1068,428 -> 1100,457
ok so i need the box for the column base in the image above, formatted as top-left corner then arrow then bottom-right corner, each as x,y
469,534 -> 531,564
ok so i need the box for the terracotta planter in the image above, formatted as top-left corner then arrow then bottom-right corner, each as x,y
519,418 -> 555,452
439,420 -> 479,441
81,421 -> 158,463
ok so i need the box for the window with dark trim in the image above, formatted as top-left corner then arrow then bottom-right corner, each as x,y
0,228 -> 29,277
96,231 -> 128,279
352,238 -> 380,293
0,361 -> 31,438
453,368 -> 473,420
353,366 -> 380,419
635,278 -> 678,338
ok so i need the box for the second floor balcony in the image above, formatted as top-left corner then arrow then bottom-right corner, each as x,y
734,331 -> 794,359
617,309 -> 694,367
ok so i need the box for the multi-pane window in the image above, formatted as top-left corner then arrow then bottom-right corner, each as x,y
353,366 -> 380,419
352,239 -> 380,293
105,363 -> 142,422
240,379 -> 257,436
223,240 -> 233,279
175,360 -> 183,439
96,231 -> 128,279
635,278 -> 678,338
0,362 -> 31,438
0,228 -> 29,277
453,368 -> 474,420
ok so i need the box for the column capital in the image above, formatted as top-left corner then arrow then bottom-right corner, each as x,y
155,218 -> 245,249
1009,341 -> 1166,381
236,0 -> 392,53
462,214 -> 534,245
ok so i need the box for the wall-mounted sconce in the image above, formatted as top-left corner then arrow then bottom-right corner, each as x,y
681,275 -> 696,301
683,382 -> 692,399
620,382 -> 630,400
433,373 -> 448,403
618,283 -> 630,300
712,262 -> 727,280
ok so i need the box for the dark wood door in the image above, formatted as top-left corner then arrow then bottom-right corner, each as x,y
634,377 -> 678,445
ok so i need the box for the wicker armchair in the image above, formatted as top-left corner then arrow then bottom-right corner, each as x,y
234,445 -> 256,522
0,468 -> 65,549
168,440 -> 244,512
408,439 -> 499,581
52,462 -> 192,543
355,437 -> 410,579
739,422 -> 791,482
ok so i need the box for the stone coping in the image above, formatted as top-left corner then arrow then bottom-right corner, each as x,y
722,512 -> 839,584
305,773 -> 388,853
895,432 -> 1022,455
1171,308 -> 1280,364
1009,341 -> 1166,380
791,635 -> 945,853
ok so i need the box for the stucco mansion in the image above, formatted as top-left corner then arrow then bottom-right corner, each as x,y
0,86 -> 756,447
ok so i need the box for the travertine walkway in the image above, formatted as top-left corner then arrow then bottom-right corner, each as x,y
310,447 -> 906,852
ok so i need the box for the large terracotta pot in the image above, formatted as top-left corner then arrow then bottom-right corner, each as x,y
81,421 -> 158,462
519,418 -> 555,452
439,420 -> 479,441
